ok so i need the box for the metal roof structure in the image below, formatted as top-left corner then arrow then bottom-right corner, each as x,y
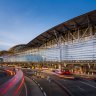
1,10 -> 96,54
0,50 -> 13,56
8,44 -> 26,53
26,10 -> 96,48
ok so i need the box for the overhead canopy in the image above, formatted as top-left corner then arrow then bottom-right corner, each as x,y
9,44 -> 26,52
1,10 -> 96,54
26,10 -> 96,48
0,50 -> 13,56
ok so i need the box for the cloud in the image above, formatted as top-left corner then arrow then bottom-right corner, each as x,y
0,41 -> 15,47
0,31 -> 20,42
0,40 -> 16,50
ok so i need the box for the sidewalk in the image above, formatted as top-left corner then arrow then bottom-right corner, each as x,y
42,69 -> 96,79
73,73 -> 96,79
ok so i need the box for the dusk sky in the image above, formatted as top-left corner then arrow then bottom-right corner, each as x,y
0,0 -> 96,50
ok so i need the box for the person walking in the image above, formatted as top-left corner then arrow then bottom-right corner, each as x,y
47,76 -> 51,83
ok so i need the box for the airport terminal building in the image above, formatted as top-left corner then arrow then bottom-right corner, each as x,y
0,10 -> 96,73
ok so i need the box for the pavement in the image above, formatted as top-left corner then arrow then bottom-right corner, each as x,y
42,70 -> 96,96
31,75 -> 69,96
23,69 -> 96,96
42,69 -> 96,80
24,76 -> 44,96
73,73 -> 96,79
0,70 -> 12,86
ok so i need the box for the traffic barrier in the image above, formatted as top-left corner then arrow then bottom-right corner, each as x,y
0,69 -> 24,96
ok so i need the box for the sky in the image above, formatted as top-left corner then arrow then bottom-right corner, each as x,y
0,0 -> 96,50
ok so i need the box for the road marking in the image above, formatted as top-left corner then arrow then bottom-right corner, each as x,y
31,77 -> 47,96
76,86 -> 85,91
35,81 -> 37,84
38,83 -> 40,86
40,87 -> 43,91
43,92 -> 47,96
79,81 -> 96,89
24,83 -> 28,96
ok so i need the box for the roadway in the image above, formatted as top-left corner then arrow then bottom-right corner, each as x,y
50,75 -> 96,96
1,68 -> 96,96
0,69 -> 13,86
0,68 -> 25,96
32,76 -> 69,96
23,69 -> 69,96
24,76 -> 44,96
23,69 -> 96,96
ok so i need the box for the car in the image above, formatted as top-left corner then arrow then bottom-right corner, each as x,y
55,69 -> 64,75
42,66 -> 48,70
63,69 -> 72,75
54,69 -> 71,75
54,69 -> 74,79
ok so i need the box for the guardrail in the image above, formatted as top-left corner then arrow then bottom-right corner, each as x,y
0,69 -> 24,96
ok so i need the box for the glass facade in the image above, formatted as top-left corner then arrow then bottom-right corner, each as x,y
3,36 -> 96,62
36,37 -> 96,61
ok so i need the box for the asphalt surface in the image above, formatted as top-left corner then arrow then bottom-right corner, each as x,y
44,72 -> 96,96
0,70 -> 12,86
23,69 -> 96,96
19,83 -> 27,96
51,75 -> 96,96
24,76 -> 44,96
32,76 -> 69,96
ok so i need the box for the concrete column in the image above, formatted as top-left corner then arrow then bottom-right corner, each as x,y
58,64 -> 62,70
